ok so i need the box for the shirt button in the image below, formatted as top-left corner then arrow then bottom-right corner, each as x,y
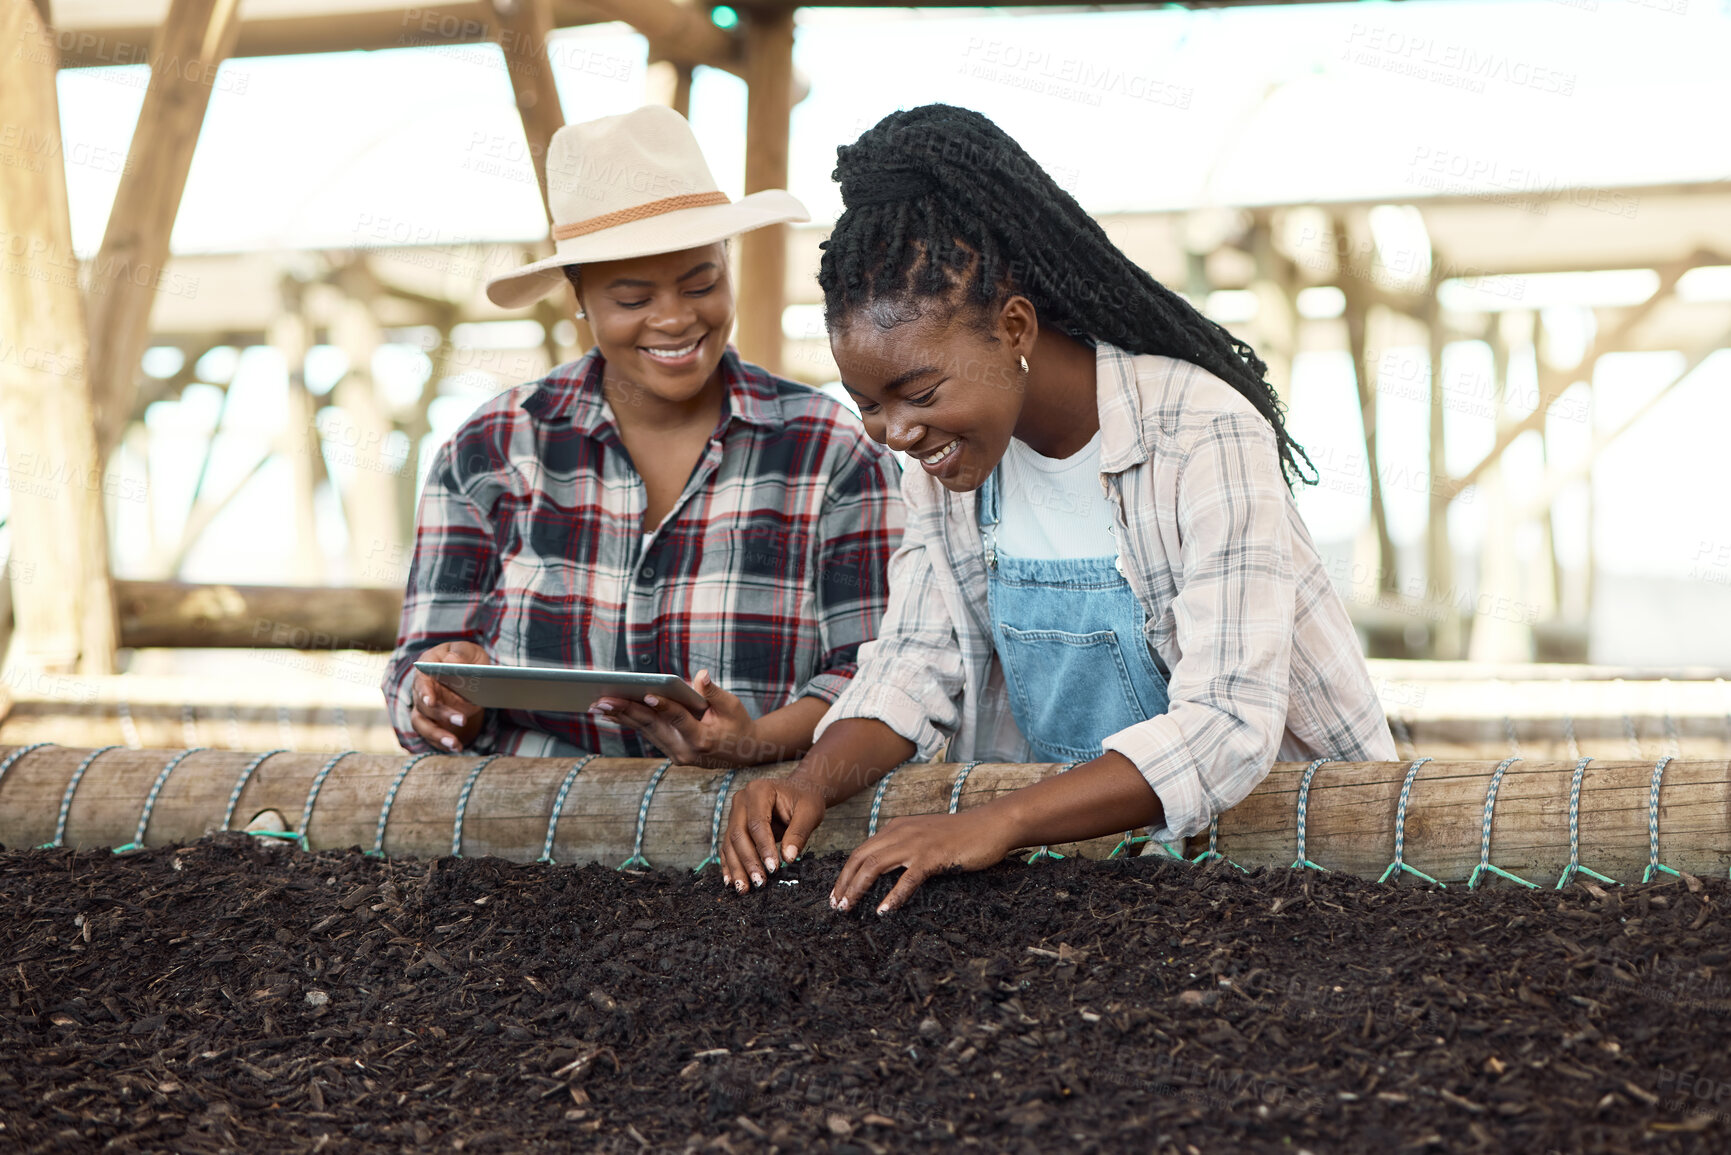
639,565 -> 654,581
636,654 -> 653,668
1114,556 -> 1126,575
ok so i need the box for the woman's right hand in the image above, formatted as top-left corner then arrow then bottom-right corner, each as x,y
410,641 -> 491,752
719,776 -> 828,893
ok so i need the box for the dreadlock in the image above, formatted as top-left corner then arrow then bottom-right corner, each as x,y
818,104 -> 1315,488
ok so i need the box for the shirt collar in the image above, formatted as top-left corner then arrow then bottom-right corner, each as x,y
1094,342 -> 1151,474
522,346 -> 783,435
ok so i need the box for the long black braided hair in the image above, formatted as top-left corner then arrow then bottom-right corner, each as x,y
818,104 -> 1315,488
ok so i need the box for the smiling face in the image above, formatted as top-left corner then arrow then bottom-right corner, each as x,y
832,297 -> 1034,493
571,243 -> 733,405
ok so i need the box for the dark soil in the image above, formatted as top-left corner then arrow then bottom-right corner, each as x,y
3,836 -> 1729,1155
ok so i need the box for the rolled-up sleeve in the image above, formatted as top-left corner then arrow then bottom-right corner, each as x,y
814,478 -> 965,759
799,445 -> 905,704
1100,412 -> 1295,843
381,440 -> 503,753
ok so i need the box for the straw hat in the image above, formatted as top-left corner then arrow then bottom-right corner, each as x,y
485,105 -> 809,309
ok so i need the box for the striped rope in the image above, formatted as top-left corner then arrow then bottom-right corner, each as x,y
1555,756 -> 1615,889
1191,813 -> 1248,872
41,746 -> 117,849
450,755 -> 502,857
866,761 -> 908,839
0,743 -> 52,791
538,754 -> 597,865
617,758 -> 674,869
220,749 -> 286,833
947,760 -> 984,814
113,748 -> 205,853
371,752 -> 436,856
1030,761 -> 1078,863
117,703 -> 141,749
1643,755 -> 1680,883
1468,756 -> 1537,889
1378,757 -> 1443,886
293,751 -> 357,851
692,766 -> 741,873
1289,758 -> 1333,872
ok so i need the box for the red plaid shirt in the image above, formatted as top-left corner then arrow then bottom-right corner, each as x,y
383,348 -> 904,757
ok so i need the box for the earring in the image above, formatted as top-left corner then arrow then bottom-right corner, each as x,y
575,309 -> 587,321
1018,355 -> 1029,374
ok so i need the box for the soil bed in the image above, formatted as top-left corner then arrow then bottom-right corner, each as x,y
2,835 -> 1729,1154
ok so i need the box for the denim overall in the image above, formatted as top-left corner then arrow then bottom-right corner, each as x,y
979,466 -> 1170,763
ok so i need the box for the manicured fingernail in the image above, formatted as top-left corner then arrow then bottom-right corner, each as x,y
441,736 -> 457,750
828,894 -> 838,910
449,713 -> 464,727
783,844 -> 798,861
764,857 -> 777,874
876,906 -> 890,917
593,702 -> 613,714
422,695 -> 432,707
750,872 -> 763,888
735,879 -> 747,894
644,695 -> 660,707
836,897 -> 849,912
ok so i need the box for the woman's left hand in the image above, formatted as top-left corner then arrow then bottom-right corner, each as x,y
829,808 -> 1016,916
595,669 -> 769,769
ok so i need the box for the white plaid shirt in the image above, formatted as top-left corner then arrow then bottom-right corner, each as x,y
816,343 -> 1395,843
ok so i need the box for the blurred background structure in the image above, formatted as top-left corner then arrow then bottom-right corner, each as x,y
3,0 -> 1731,755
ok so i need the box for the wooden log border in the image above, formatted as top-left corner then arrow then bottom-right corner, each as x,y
0,746 -> 1727,884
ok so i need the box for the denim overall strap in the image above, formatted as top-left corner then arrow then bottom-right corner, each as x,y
978,465 -> 1170,764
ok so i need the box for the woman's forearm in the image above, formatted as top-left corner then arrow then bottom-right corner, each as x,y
743,696 -> 833,764
991,751 -> 1165,849
789,718 -> 916,806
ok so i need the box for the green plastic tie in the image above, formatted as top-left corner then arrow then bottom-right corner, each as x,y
1192,814 -> 1248,872
1642,755 -> 1681,883
1378,757 -> 1445,887
617,758 -> 673,870
1289,758 -> 1333,872
1555,756 -> 1616,889
1467,756 -> 1538,890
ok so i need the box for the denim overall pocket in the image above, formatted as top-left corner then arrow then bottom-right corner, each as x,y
995,623 -> 1158,762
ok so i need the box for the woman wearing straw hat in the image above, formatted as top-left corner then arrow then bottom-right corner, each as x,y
381,105 -> 903,767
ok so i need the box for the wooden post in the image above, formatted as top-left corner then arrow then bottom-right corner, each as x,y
2,749 -> 1729,884
647,60 -> 694,118
735,7 -> 795,374
87,0 -> 243,462
329,298 -> 403,577
488,0 -> 588,347
1335,219 -> 1398,595
0,0 -> 119,676
268,287 -> 325,586
1422,287 -> 1459,658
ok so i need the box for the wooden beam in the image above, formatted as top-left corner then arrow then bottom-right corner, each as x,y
734,7 -> 795,374
1421,286 -> 1457,657
573,0 -> 738,70
0,0 -> 118,676
1512,320 -> 1731,524
1442,253 -> 1708,502
490,0 -> 562,209
86,0 -> 243,463
3,749 -> 1730,885
114,581 -> 402,650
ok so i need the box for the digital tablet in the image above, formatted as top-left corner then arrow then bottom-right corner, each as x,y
414,661 -> 708,716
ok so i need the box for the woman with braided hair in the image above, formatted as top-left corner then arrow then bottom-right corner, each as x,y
720,104 -> 1394,910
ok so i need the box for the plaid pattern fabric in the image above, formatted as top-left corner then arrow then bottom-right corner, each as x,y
384,348 -> 904,757
816,344 -> 1395,844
